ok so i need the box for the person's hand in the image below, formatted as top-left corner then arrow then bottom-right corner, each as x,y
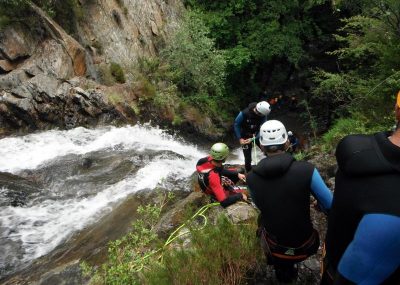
240,138 -> 251,145
241,193 -> 248,201
238,173 -> 246,182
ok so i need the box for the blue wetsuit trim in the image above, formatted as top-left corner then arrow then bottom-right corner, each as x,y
310,169 -> 333,211
338,214 -> 400,285
234,112 -> 244,139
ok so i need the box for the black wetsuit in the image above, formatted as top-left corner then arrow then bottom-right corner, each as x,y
234,102 -> 267,172
247,153 -> 332,282
323,132 -> 400,285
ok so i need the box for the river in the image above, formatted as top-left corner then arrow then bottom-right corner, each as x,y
0,124 -> 250,281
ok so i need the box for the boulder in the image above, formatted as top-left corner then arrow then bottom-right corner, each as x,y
0,26 -> 38,61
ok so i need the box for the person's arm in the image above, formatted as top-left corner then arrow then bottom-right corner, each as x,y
335,214 -> 400,285
220,193 -> 244,208
234,112 -> 244,139
209,171 -> 243,207
310,168 -> 333,212
221,168 -> 238,177
208,171 -> 228,202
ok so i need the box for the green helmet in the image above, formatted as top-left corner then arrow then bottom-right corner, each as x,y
210,143 -> 229,161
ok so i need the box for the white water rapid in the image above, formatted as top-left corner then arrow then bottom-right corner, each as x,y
0,124 -> 249,277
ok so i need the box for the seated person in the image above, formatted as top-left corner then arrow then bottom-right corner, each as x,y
196,143 -> 247,207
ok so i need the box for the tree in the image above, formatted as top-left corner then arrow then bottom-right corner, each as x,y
184,0 -> 338,103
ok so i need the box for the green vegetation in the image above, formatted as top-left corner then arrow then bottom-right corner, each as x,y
184,0 -> 338,104
312,0 -> 400,150
82,195 -> 261,285
110,62 -> 126,84
131,12 -> 231,125
144,216 -> 261,285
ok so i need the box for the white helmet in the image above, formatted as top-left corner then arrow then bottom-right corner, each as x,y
259,120 -> 288,146
256,101 -> 271,116
288,131 -> 293,136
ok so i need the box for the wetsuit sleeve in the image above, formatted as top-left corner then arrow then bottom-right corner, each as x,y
310,168 -> 332,212
336,214 -> 400,285
221,168 -> 238,177
234,112 -> 244,139
209,171 -> 243,207
208,171 -> 228,202
220,193 -> 243,208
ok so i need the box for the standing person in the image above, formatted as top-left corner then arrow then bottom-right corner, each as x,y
287,131 -> 299,153
289,96 -> 298,111
196,143 -> 247,208
234,101 -> 271,172
247,120 -> 333,283
321,93 -> 400,285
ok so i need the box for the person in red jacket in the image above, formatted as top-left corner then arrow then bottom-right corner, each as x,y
196,143 -> 247,207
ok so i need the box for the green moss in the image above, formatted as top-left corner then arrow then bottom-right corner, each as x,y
98,64 -> 115,86
172,114 -> 183,126
110,62 -> 126,84
107,92 -> 125,105
129,101 -> 140,115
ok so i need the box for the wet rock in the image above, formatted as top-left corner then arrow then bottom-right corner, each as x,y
0,172 -> 41,207
35,261 -> 89,285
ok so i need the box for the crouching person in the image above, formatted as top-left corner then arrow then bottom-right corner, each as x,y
247,120 -> 333,283
196,143 -> 248,207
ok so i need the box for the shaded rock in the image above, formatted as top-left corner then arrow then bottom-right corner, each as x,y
35,261 -> 89,285
0,76 -> 122,131
0,26 -> 38,61
0,60 -> 17,73
308,153 -> 337,181
155,192 -> 209,237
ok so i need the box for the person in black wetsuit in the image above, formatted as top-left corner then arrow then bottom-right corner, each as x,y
247,120 -> 333,283
234,101 -> 271,172
321,92 -> 400,285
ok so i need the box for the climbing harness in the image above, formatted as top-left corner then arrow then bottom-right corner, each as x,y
258,226 -> 319,263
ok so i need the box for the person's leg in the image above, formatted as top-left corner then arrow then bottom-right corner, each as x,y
274,260 -> 298,283
242,144 -> 252,172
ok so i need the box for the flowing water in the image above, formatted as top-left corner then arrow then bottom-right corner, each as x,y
0,124 -> 249,280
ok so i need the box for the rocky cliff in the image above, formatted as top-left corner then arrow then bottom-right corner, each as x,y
0,0 -> 184,136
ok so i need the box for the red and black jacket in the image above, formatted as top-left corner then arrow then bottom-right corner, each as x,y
196,156 -> 242,207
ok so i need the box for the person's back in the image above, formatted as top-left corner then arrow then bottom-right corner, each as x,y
247,120 -> 332,283
248,153 -> 315,245
323,133 -> 400,284
322,93 -> 400,284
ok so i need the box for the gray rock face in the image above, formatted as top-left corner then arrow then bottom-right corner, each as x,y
0,74 -> 120,130
0,0 -> 185,135
79,0 -> 183,64
0,25 -> 39,62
